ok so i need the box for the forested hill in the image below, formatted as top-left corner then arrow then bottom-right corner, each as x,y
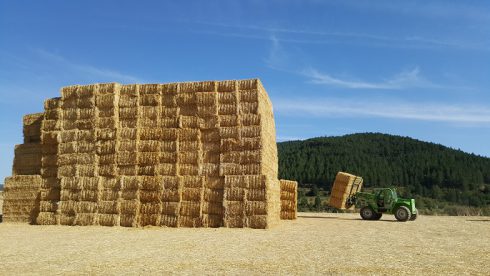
277,133 -> 490,207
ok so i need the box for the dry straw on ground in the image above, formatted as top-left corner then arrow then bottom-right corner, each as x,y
3,79 -> 296,228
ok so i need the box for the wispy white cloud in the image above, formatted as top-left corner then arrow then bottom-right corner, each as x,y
34,49 -> 143,83
303,67 -> 439,90
274,98 -> 490,124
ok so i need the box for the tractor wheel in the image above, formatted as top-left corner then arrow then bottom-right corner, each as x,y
395,206 -> 411,222
410,213 -> 417,221
372,212 -> 383,220
360,206 -> 375,220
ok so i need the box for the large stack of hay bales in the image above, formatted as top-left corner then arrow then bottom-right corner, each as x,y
3,79 -> 297,228
328,172 -> 363,210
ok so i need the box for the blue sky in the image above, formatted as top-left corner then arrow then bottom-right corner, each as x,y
1,0 -> 489,183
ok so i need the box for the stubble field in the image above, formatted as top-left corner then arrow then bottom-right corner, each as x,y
0,212 -> 489,275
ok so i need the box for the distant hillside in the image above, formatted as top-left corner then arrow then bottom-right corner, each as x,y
278,133 -> 490,208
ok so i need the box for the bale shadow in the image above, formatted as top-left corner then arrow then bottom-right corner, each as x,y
466,219 -> 490,222
297,215 -> 399,222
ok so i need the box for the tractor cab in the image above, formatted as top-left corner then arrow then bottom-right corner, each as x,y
374,188 -> 397,211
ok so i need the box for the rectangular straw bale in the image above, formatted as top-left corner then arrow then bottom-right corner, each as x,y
201,163 -> 219,176
41,177 -> 60,189
241,164 -> 260,175
39,201 -> 58,212
120,176 -> 140,190
119,95 -> 138,108
217,80 -> 236,92
74,213 -> 97,226
140,190 -> 162,203
44,109 -> 59,120
139,214 -> 160,226
96,117 -> 117,129
98,214 -> 120,226
162,189 -> 180,202
36,212 -> 58,225
139,106 -> 159,119
98,164 -> 117,176
179,140 -> 200,152
196,91 -> 217,105
176,92 -> 197,106
99,190 -> 119,201
219,115 -> 239,127
119,128 -> 137,140
119,107 -> 138,119
79,190 -> 99,201
58,164 -> 77,177
59,130 -> 77,143
62,108 -> 78,120
239,89 -> 259,103
161,106 -> 179,117
140,94 -> 161,106
77,130 -> 95,142
239,102 -> 259,114
240,114 -> 262,126
62,120 -> 77,130
162,202 -> 180,215
95,128 -> 117,140
140,128 -> 163,140
138,140 -> 160,152
201,129 -> 220,142
202,150 -> 220,163
118,140 -> 137,152
160,215 -> 178,227
179,116 -> 202,128
120,119 -> 137,128
59,214 -> 75,225
162,176 -> 179,189
139,118 -> 158,128
117,152 -> 137,165
99,154 -> 116,165
247,189 -> 266,201
120,214 -> 139,227
218,104 -> 238,115
60,177 -> 81,190
220,152 -> 241,163
95,93 -> 117,108
179,201 -> 201,217
41,132 -> 59,145
137,152 -> 160,166
120,199 -> 140,214
197,106 -> 218,117
44,97 -> 62,110
160,152 -> 177,163
237,79 -> 259,90
139,83 -> 160,95
219,127 -> 240,139
97,141 -> 116,154
223,216 -> 243,228
59,143 -> 77,155
41,119 -> 60,132
245,215 -> 268,229
181,188 -> 202,201
201,214 -> 222,228
245,201 -> 267,216
200,116 -> 219,129
224,187 -> 245,201
140,202 -> 162,214
79,108 -> 95,119
158,163 -> 178,176
77,164 -> 96,177
240,126 -> 261,138
76,119 -> 95,130
178,151 -> 201,164
178,164 -> 200,176
223,201 -> 244,216
185,81 -> 216,93
118,165 -> 137,176
219,163 -> 242,176
160,118 -> 180,128
203,188 -> 224,203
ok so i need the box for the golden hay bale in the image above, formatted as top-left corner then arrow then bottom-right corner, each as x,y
120,176 -> 140,190
219,127 -> 240,139
117,152 -> 138,166
140,202 -> 162,214
139,84 -> 160,95
218,104 -> 238,115
245,201 -> 267,216
161,106 -> 179,117
178,216 -> 202,227
97,141 -> 116,154
99,154 -> 116,165
179,116 -> 202,128
162,176 -> 179,189
76,119 -> 95,130
139,128 -> 163,140
179,201 -> 200,217
178,164 -> 200,176
161,202 -> 180,215
161,118 -> 180,128
239,102 -> 259,114
39,201 -> 58,212
140,190 -> 162,203
95,93 -> 117,108
96,117 -> 117,129
118,140 -> 137,152
160,215 -> 178,227
158,163 -> 178,176
202,202 -> 224,215
119,107 -> 138,119
36,212 -> 58,225
160,152 -> 177,163
244,215 -> 268,229
41,132 -> 59,145
139,176 -> 163,190
117,165 -> 138,176
96,128 -> 117,141
239,89 -> 259,103
219,163 -> 242,176
240,126 -> 261,138
181,188 -> 202,201
181,176 -> 204,188
120,200 -> 140,214
220,152 -> 240,163
201,214 -> 223,228
217,80 -> 236,92
44,97 -> 62,110
237,79 -> 259,90
41,119 -> 61,132
74,213 -> 97,226
99,190 -> 120,201
59,130 -> 77,143
176,92 -> 197,106
197,106 -> 218,117
178,151 -> 201,164
120,214 -> 139,227
139,214 -> 160,226
40,167 -> 58,178
223,201 -> 244,216
79,108 -> 95,119
98,201 -> 120,214
59,214 -> 75,225
98,213 -> 120,226
137,140 -> 160,152
201,163 -> 219,177
40,188 -> 60,201
58,165 -> 77,177
137,152 -> 160,166
203,188 -> 224,203
78,164 -> 97,177
247,189 -> 266,201
44,109 -> 59,120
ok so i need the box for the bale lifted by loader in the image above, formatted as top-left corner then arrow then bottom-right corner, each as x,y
329,172 -> 418,222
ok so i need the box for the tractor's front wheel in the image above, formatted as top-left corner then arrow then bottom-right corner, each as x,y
410,214 -> 417,221
372,212 -> 383,220
360,206 -> 375,220
395,206 -> 411,222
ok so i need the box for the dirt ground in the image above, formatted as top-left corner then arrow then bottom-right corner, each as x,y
0,213 -> 489,275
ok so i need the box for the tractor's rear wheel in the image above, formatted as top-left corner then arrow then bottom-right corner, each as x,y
360,206 -> 375,220
395,206 -> 411,222
372,212 -> 383,220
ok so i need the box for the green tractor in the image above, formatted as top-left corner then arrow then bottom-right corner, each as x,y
347,188 -> 418,222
